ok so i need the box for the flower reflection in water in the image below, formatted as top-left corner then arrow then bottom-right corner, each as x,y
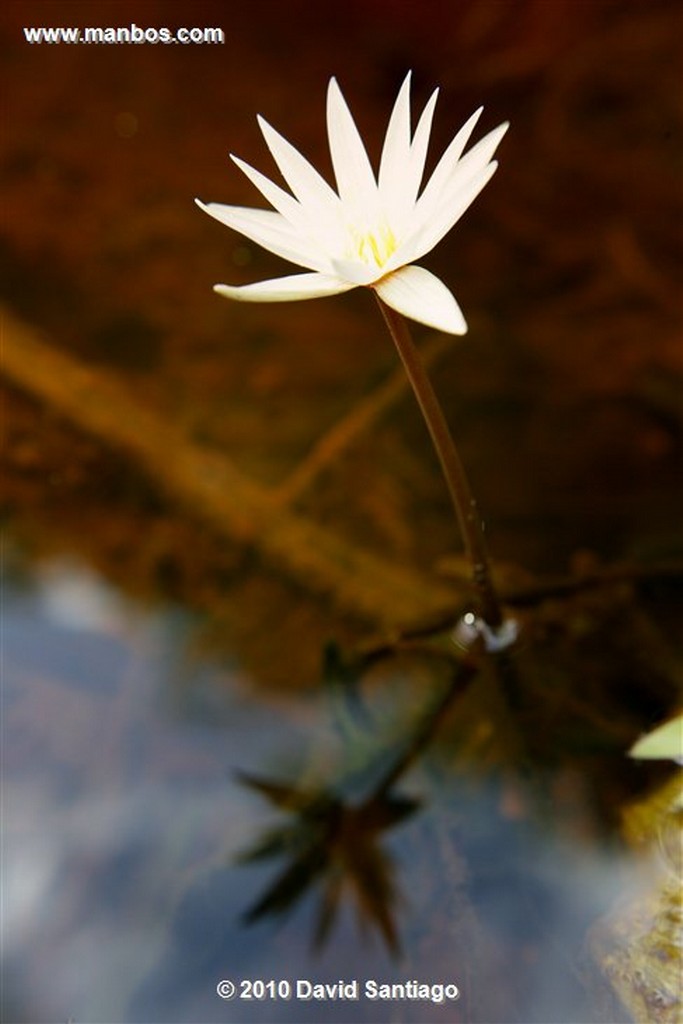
238,772 -> 420,953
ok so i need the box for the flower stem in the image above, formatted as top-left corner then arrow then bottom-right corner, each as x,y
376,297 -> 504,630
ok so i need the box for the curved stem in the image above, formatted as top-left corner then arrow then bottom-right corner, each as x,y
376,297 -> 504,629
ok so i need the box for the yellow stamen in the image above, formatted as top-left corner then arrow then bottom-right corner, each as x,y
353,224 -> 397,268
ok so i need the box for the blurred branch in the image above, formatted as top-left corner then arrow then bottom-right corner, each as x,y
1,304 -> 463,629
272,333 -> 453,506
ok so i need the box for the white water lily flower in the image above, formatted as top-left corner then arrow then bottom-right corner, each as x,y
196,73 -> 508,335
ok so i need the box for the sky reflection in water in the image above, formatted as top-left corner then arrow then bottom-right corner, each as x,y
3,559 -> 658,1023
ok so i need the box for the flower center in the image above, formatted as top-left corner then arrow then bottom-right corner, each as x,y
353,224 -> 397,268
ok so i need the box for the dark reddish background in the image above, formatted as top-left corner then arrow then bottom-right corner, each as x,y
2,0 -> 681,592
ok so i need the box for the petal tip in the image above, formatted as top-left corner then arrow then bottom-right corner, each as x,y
256,113 -> 271,135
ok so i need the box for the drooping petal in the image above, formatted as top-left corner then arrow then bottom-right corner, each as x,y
195,199 -> 330,272
373,265 -> 467,335
214,272 -> 356,303
326,77 -> 378,217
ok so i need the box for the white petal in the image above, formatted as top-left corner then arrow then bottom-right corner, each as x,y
440,121 -> 508,199
214,272 -> 356,303
378,73 -> 412,195
405,88 -> 438,202
196,199 -> 329,272
330,257 -> 381,286
230,154 -> 334,251
379,80 -> 440,233
405,161 -> 499,263
373,265 -> 467,335
414,107 -> 484,219
415,120 -> 508,233
230,154 -> 302,222
326,77 -> 378,216
256,115 -> 342,228
460,120 -> 509,172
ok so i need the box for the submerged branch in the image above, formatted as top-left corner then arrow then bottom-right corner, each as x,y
272,333 -> 452,506
1,305 -> 463,629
